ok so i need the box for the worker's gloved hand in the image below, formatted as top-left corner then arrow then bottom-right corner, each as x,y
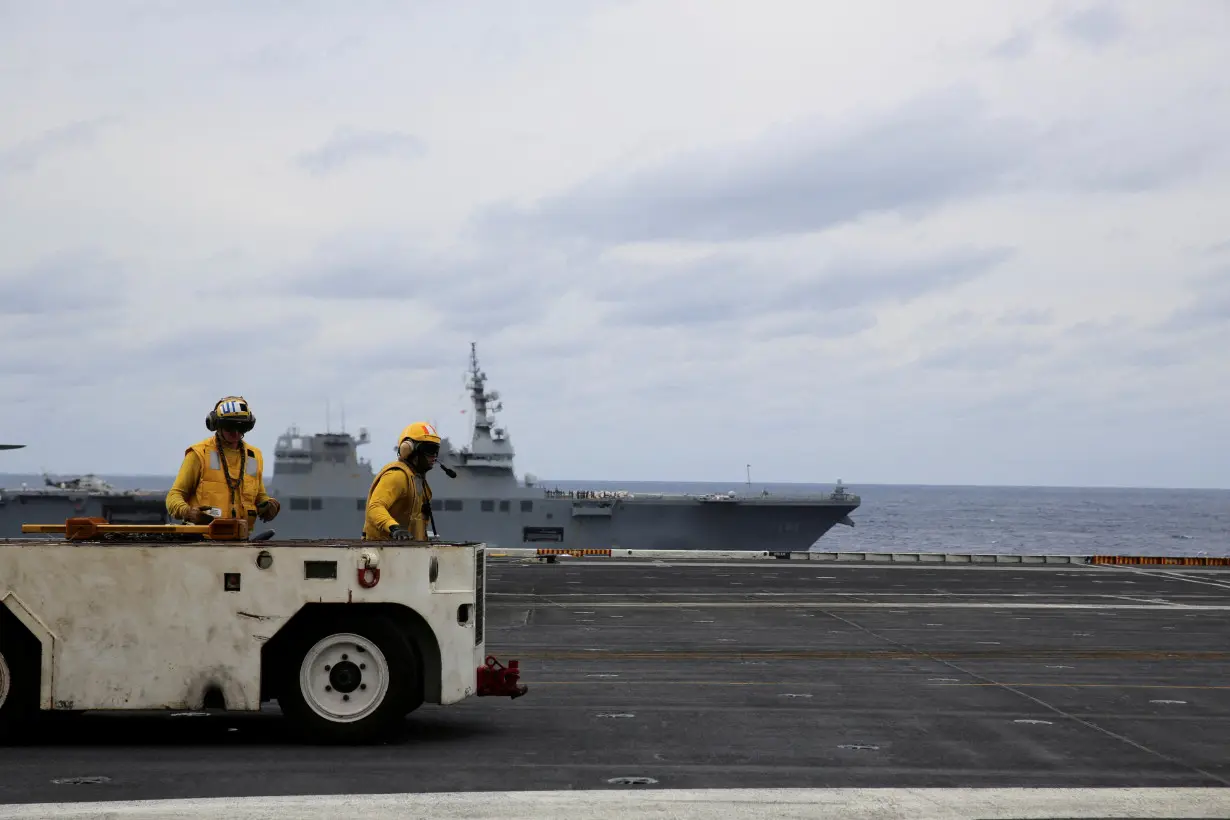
183,506 -> 214,525
388,526 -> 412,540
258,498 -> 281,522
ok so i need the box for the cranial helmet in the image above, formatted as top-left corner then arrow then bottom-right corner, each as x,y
206,396 -> 255,434
398,421 -> 441,461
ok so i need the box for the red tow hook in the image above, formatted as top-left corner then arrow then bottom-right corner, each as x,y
476,655 -> 528,699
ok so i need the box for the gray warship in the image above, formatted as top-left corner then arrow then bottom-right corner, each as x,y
0,344 -> 860,547
264,343 -> 860,550
0,472 -> 169,537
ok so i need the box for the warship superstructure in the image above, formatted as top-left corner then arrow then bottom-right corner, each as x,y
264,344 -> 860,550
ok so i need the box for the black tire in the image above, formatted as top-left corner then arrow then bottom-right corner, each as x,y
392,631 -> 426,717
276,614 -> 421,744
0,639 -> 38,741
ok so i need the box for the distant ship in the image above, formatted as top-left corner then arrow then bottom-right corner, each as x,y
0,472 -> 168,537
1,344 -> 861,549
264,344 -> 860,551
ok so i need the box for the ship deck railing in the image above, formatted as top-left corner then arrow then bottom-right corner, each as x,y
543,488 -> 861,503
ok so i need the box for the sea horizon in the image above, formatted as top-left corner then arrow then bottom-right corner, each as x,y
3,472 -> 1228,494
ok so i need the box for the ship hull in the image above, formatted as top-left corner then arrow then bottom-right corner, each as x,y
0,491 -> 169,537
1,486 -> 857,551
219,493 -> 858,551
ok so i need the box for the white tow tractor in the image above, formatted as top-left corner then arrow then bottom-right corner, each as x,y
0,516 -> 527,744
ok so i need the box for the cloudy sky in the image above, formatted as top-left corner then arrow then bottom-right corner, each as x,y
1,0 -> 1228,488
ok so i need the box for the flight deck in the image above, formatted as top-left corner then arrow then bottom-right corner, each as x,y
0,555 -> 1227,808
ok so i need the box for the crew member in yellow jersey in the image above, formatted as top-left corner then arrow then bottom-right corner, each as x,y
363,421 -> 440,540
165,396 -> 281,530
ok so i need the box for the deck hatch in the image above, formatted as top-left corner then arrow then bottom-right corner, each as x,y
523,526 -> 564,543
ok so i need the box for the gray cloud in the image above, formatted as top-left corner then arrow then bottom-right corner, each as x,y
155,312 -> 325,365
1166,295 -> 1230,332
1082,332 -> 1203,371
291,244 -> 471,299
285,235 -> 588,335
289,235 -> 1010,346
912,300 -> 1211,380
236,34 -> 366,77
936,310 -> 979,328
475,87 -> 1035,244
595,245 -> 1014,328
1063,317 -> 1134,340
1061,3 -> 1127,48
785,247 -> 1013,310
1044,311 -> 1214,375
999,308 -> 1053,326
0,290 -> 376,417
988,4 -> 1128,62
296,128 -> 427,175
1028,75 -> 1230,193
990,29 -> 1034,60
1048,131 -> 1224,193
916,338 -> 1052,372
1159,268 -> 1230,331
474,73 -> 1226,247
0,116 -> 118,176
0,251 -> 128,316
754,309 -> 879,342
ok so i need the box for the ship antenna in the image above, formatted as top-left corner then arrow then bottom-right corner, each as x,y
469,341 -> 485,425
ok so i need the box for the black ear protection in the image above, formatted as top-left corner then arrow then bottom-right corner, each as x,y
398,438 -> 440,462
205,396 -> 256,434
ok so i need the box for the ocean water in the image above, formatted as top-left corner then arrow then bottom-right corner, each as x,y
548,480 -> 1230,558
2,474 -> 1226,557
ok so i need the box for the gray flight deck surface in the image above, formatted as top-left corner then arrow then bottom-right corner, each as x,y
2,557 -> 1229,805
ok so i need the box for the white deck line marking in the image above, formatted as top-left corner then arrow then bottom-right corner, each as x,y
1116,567 -> 1230,592
492,591 -> 1206,599
490,599 -> 1230,611
3,787 -> 1229,820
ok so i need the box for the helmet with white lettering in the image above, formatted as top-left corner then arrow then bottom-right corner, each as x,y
206,396 -> 255,434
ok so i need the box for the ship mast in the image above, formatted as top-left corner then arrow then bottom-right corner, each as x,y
468,342 -> 489,439
460,342 -> 514,465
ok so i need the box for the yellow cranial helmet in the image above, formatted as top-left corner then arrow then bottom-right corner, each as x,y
398,421 -> 441,460
206,396 -> 255,434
